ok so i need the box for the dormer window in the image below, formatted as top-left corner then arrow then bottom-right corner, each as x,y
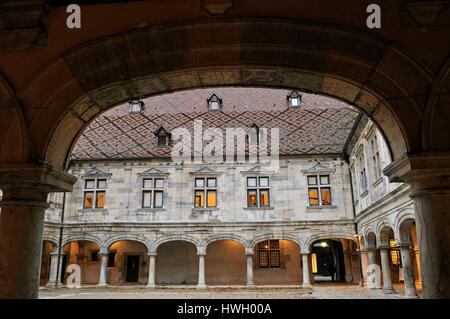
129,100 -> 144,114
154,127 -> 170,148
287,91 -> 302,108
207,93 -> 222,111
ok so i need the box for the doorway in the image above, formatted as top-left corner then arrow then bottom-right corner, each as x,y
126,255 -> 140,283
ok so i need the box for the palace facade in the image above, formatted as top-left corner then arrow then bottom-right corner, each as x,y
36,88 -> 420,297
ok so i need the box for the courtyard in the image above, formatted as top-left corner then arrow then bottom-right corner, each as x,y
39,283 -> 404,299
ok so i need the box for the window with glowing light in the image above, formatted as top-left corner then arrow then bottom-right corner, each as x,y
311,253 -> 318,273
194,177 -> 217,208
247,176 -> 270,208
307,175 -> 332,206
83,178 -> 106,209
389,239 -> 401,267
258,240 -> 280,268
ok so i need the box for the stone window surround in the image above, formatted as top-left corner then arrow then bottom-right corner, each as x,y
80,171 -> 112,211
142,177 -> 165,209
367,130 -> 382,183
190,169 -> 221,209
193,176 -> 218,209
245,175 -> 271,209
240,167 -> 274,209
306,174 -> 333,207
355,145 -> 368,195
301,164 -> 336,209
137,171 -> 169,211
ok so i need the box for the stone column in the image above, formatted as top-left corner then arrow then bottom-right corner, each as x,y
0,163 -> 76,299
343,250 -> 353,283
0,189 -> 48,299
301,253 -> 312,288
308,253 -> 315,284
359,249 -> 369,286
413,248 -> 422,287
56,253 -> 64,287
367,248 -> 381,289
46,249 -> 63,288
245,249 -> 255,288
383,153 -> 450,298
379,246 -> 394,293
398,242 -> 417,298
147,253 -> 156,288
197,251 -> 206,289
98,251 -> 108,287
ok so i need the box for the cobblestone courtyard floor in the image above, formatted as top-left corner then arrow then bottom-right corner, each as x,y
39,283 -> 407,299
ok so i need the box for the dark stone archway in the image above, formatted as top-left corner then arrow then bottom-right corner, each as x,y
0,2 -> 449,298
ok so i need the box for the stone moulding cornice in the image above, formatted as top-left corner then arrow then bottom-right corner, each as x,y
138,167 -> 170,177
353,183 -> 411,224
189,166 -> 221,177
137,172 -> 170,178
301,162 -> 336,175
81,173 -> 112,179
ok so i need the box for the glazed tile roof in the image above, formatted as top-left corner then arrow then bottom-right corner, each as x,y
70,88 -> 359,160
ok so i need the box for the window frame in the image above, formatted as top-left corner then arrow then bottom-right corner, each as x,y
107,250 -> 116,268
246,176 -> 270,208
369,136 -> 382,182
194,177 -> 217,208
258,240 -> 281,268
83,178 -> 107,209
357,153 -> 368,194
142,177 -> 165,209
307,174 -> 332,206
389,239 -> 401,267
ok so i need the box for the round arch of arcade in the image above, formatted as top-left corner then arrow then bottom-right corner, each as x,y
305,233 -> 358,252
249,233 -> 302,250
149,235 -> 203,254
102,235 -> 152,253
62,235 -> 103,248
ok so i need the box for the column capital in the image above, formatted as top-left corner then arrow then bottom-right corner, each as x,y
245,248 -> 254,256
397,242 -> 412,249
377,245 -> 390,250
148,252 -> 157,256
197,246 -> 206,255
0,162 -> 77,208
50,251 -> 64,257
300,250 -> 310,255
383,152 -> 450,196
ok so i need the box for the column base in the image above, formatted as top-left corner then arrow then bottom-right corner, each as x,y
383,288 -> 395,294
301,283 -> 312,289
245,284 -> 256,289
46,282 -> 57,288
403,294 -> 419,299
97,283 -> 108,288
147,284 -> 156,289
196,284 -> 207,289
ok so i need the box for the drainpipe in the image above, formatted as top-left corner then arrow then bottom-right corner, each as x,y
55,192 -> 66,288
